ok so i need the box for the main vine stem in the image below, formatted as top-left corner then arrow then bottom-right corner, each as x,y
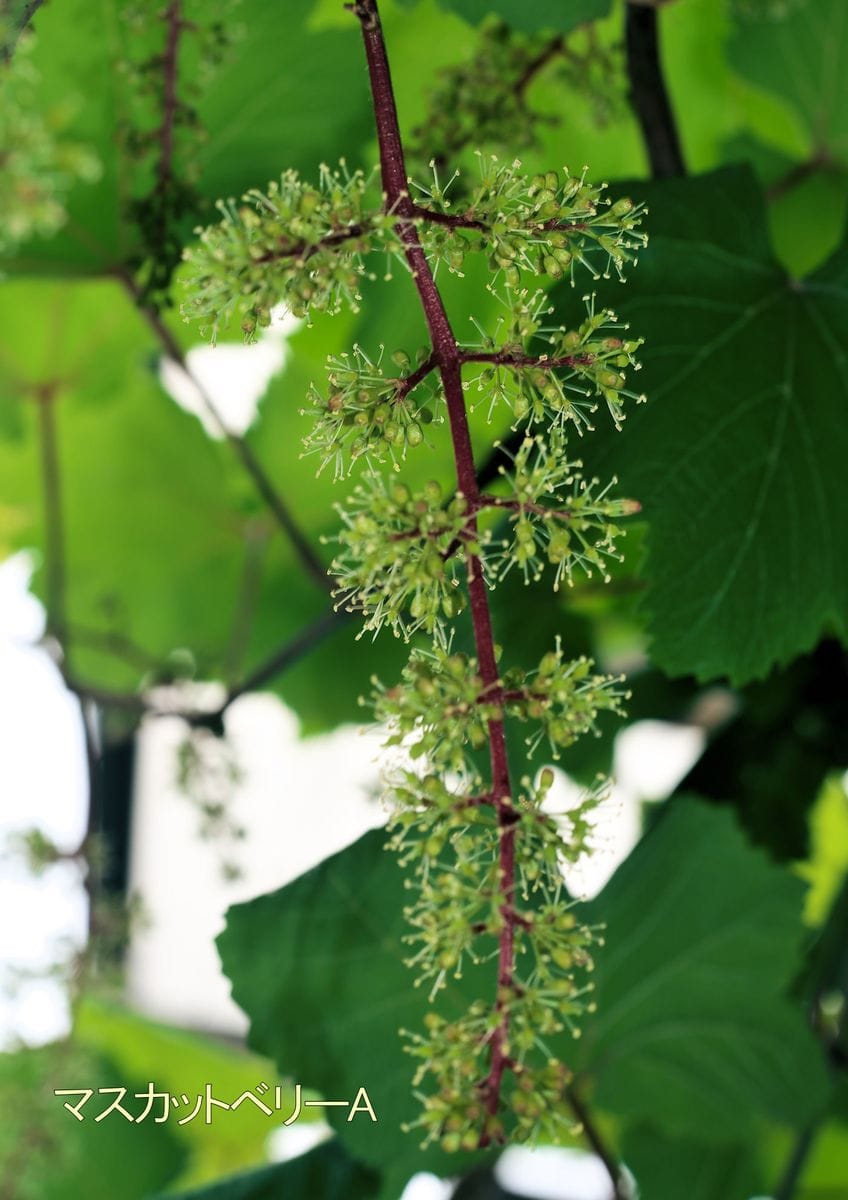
353,0 -> 514,1141
353,8 -> 627,1190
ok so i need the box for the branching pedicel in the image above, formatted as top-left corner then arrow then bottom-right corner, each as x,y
184,0 -> 646,1152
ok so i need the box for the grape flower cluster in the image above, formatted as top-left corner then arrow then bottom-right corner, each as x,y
388,765 -> 609,1147
330,478 -> 474,640
410,155 -> 646,290
183,162 -> 390,339
183,4 -> 646,1149
371,642 -> 627,774
301,344 -> 443,479
406,18 -> 623,173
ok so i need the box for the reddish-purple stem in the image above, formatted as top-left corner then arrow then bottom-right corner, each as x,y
479,495 -> 574,521
408,204 -> 487,232
461,350 -> 596,369
254,224 -> 367,265
395,352 -> 438,398
353,0 -> 516,1137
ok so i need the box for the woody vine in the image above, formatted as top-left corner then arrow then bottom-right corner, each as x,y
183,0 -> 646,1168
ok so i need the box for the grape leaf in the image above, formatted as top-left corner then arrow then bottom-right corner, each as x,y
575,797 -> 829,1137
577,165 -> 848,683
621,1126 -> 762,1200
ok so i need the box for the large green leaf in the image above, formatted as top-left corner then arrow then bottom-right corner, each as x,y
217,798 -> 825,1176
164,1140 -> 381,1200
577,165 -> 848,683
621,1126 -> 762,1200
576,798 -> 829,1138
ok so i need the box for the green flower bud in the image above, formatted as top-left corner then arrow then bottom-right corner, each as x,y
513,394 -> 530,420
598,370 -> 624,390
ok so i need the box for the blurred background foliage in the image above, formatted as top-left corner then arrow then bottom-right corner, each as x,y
0,0 -> 847,1197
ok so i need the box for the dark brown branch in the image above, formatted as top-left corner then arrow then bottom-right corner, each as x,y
353,2 -> 631,1175
566,1084 -> 629,1200
217,609 -> 345,715
767,150 -> 832,202
65,610 -> 348,723
774,1123 -> 819,1200
0,0 -> 45,60
117,269 -> 332,596
624,1 -> 685,178
514,34 -> 564,96
79,699 -> 104,939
